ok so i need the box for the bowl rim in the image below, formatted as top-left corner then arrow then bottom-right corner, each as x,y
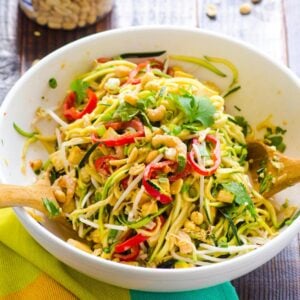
2,25 -> 300,276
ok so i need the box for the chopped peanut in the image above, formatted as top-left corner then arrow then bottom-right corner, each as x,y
129,163 -> 145,176
175,231 -> 193,254
216,189 -> 235,203
124,93 -> 138,106
184,220 -> 197,231
146,105 -> 166,122
146,150 -> 159,164
190,211 -> 204,225
29,159 -> 43,172
53,188 -> 66,203
114,65 -> 132,77
50,151 -> 64,171
170,179 -> 183,195
68,146 -> 85,165
127,147 -> 139,164
141,200 -> 158,217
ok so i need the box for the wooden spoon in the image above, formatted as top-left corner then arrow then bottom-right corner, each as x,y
247,140 -> 300,197
0,179 -> 56,215
0,178 -> 81,240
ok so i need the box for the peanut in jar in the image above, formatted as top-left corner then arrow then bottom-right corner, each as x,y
19,0 -> 114,30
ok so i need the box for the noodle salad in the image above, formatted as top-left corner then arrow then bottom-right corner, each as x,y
15,51 -> 299,268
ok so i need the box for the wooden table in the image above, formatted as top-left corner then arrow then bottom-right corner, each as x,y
0,1 -> 299,299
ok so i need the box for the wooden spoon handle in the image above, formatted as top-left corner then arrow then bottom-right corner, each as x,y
265,157 -> 300,197
278,157 -> 300,182
0,184 -> 53,213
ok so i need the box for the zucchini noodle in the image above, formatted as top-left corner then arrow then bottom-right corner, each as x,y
20,52 -> 299,268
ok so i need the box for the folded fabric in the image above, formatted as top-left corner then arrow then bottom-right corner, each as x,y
0,208 -> 238,300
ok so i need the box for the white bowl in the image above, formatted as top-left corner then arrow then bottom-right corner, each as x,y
0,26 -> 299,292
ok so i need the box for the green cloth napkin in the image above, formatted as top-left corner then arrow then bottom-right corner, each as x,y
0,208 -> 238,299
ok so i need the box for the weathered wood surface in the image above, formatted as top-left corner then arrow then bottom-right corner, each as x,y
0,1 -> 299,299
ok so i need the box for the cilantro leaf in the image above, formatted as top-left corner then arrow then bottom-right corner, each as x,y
222,182 -> 256,217
48,77 -> 57,89
70,79 -> 89,105
264,134 -> 286,153
113,102 -> 140,121
175,94 -> 216,127
136,95 -> 156,110
42,198 -> 60,217
263,125 -> 287,153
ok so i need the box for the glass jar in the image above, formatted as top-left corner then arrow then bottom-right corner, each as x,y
19,0 -> 114,30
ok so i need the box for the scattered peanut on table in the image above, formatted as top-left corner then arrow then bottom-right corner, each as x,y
206,3 -> 218,19
240,3 -> 252,15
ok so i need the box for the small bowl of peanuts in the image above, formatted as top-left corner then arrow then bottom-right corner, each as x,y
19,0 -> 114,30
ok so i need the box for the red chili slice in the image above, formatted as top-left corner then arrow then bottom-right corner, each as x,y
94,155 -> 118,176
63,89 -> 97,122
92,118 -> 145,147
169,160 -> 192,182
187,134 -> 221,176
115,233 -> 147,253
114,245 -> 140,261
142,161 -> 177,204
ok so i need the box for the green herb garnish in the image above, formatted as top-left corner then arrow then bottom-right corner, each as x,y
48,77 -> 57,89
259,173 -> 273,194
70,79 -> 89,104
113,102 -> 139,121
42,198 -> 60,217
222,182 -> 256,217
263,126 -> 287,153
174,94 -> 216,127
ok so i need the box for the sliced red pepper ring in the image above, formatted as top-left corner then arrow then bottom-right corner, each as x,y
187,134 -> 221,176
114,217 -> 165,261
120,176 -> 129,189
114,245 -> 140,261
169,160 -> 192,182
63,88 -> 98,122
114,233 -> 147,253
94,155 -> 118,176
142,161 -> 177,204
92,118 -> 145,147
